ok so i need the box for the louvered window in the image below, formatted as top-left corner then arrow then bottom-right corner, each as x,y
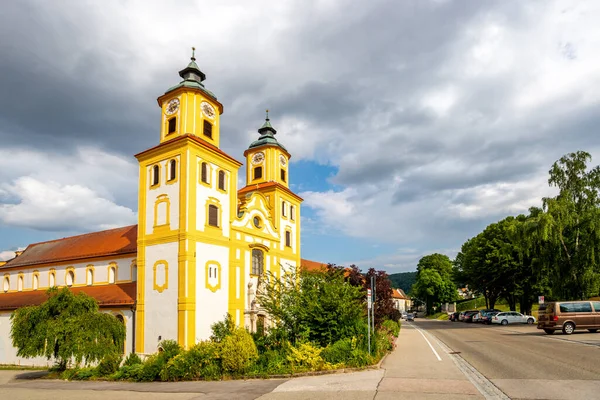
201,162 -> 209,183
208,205 -> 219,227
218,170 -> 225,190
168,117 -> 176,134
254,167 -> 262,180
169,159 -> 176,181
204,120 -> 213,138
286,231 -> 291,247
281,169 -> 286,182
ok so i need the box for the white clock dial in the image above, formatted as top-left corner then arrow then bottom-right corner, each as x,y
279,155 -> 287,166
252,152 -> 265,165
165,98 -> 180,115
201,102 -> 216,119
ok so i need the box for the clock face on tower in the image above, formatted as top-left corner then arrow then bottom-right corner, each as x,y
279,155 -> 287,166
165,98 -> 180,115
201,102 -> 216,119
252,152 -> 265,165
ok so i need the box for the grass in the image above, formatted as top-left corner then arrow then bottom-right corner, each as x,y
0,364 -> 46,371
425,312 -> 449,320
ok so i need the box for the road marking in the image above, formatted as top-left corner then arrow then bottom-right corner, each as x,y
408,322 -> 442,361
420,325 -> 511,400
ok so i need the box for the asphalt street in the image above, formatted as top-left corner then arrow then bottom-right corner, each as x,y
413,318 -> 600,399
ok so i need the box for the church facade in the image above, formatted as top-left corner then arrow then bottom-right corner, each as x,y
0,52 -> 305,364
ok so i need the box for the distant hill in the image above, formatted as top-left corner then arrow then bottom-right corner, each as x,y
389,271 -> 416,294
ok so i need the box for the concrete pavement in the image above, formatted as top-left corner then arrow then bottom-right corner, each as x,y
0,322 -> 492,399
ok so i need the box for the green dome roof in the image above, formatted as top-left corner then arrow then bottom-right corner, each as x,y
165,48 -> 217,100
248,112 -> 287,151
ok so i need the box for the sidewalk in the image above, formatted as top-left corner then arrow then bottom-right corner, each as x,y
375,321 -> 484,399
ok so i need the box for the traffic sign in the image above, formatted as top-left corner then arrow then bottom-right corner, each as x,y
367,289 -> 372,308
538,296 -> 544,304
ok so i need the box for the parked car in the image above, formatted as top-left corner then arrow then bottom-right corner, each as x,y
459,310 -> 476,322
480,311 -> 500,325
406,313 -> 415,321
449,312 -> 460,322
537,300 -> 600,335
472,311 -> 482,323
491,311 -> 536,325
463,311 -> 479,323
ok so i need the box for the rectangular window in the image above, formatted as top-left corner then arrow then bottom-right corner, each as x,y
152,165 -> 159,186
281,169 -> 286,182
201,162 -> 209,184
252,249 -> 264,275
204,120 -> 213,138
282,201 -> 286,217
218,170 -> 226,190
168,117 -> 177,134
290,205 -> 295,221
254,167 -> 262,180
208,205 -> 219,227
169,160 -> 176,181
285,231 -> 291,247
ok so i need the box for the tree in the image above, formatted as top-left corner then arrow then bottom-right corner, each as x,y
542,151 -> 600,300
413,254 -> 457,314
10,287 -> 126,370
364,268 -> 396,326
388,271 -> 416,294
257,266 -> 365,347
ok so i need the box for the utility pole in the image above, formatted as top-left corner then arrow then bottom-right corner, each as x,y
371,275 -> 376,333
367,288 -> 372,354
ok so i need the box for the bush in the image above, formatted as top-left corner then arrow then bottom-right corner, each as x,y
321,337 -> 374,368
221,328 -> 258,374
73,367 -> 97,380
253,348 -> 292,375
95,353 -> 122,376
287,342 -> 332,371
137,354 -> 163,381
381,319 -> 400,337
113,364 -> 143,380
122,352 -> 142,367
211,313 -> 235,343
161,341 -> 222,381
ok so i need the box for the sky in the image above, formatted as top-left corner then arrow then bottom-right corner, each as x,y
1,0 -> 600,272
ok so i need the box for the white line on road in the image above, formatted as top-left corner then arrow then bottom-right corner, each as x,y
407,322 -> 442,361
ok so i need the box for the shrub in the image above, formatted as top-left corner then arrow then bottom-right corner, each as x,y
113,364 -> 143,381
161,341 -> 222,381
211,313 -> 235,343
137,354 -> 163,381
381,319 -> 400,337
254,348 -> 292,375
321,338 -> 352,364
73,367 -> 97,380
287,342 -> 332,371
122,352 -> 142,366
157,339 -> 182,361
221,328 -> 258,374
95,352 -> 122,376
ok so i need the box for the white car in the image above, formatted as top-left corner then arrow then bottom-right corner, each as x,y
491,311 -> 536,325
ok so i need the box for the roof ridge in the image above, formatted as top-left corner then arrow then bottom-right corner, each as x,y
26,225 -> 138,247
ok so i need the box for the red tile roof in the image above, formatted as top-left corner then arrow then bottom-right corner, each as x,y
238,182 -> 303,202
1,225 -> 138,269
0,282 -> 136,310
301,259 -> 328,272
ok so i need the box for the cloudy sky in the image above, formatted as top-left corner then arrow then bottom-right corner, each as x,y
1,0 -> 599,272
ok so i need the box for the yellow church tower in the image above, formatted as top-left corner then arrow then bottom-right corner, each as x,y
135,49 -> 242,353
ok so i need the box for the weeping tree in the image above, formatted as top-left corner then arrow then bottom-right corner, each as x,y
11,287 -> 126,370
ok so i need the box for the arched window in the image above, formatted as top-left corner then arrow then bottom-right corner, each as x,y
66,270 -> 74,287
201,162 -> 209,184
3,276 -> 10,292
17,275 -> 23,291
109,267 -> 116,284
49,271 -> 56,287
218,170 -> 226,190
252,249 -> 264,276
87,268 -> 94,285
169,159 -> 177,181
208,205 -> 219,227
33,274 -> 39,290
168,117 -> 177,134
152,165 -> 160,186
290,205 -> 295,221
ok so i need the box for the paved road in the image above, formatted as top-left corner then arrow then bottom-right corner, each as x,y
414,318 -> 600,399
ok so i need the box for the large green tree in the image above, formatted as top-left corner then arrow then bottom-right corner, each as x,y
257,266 -> 365,347
413,253 -> 456,314
11,287 -> 126,369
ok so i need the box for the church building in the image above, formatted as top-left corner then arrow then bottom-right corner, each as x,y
0,51 -> 308,364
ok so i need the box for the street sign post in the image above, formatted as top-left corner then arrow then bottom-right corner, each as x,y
367,288 -> 372,354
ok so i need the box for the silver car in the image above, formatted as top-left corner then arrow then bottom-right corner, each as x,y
406,313 -> 415,321
491,311 -> 536,325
